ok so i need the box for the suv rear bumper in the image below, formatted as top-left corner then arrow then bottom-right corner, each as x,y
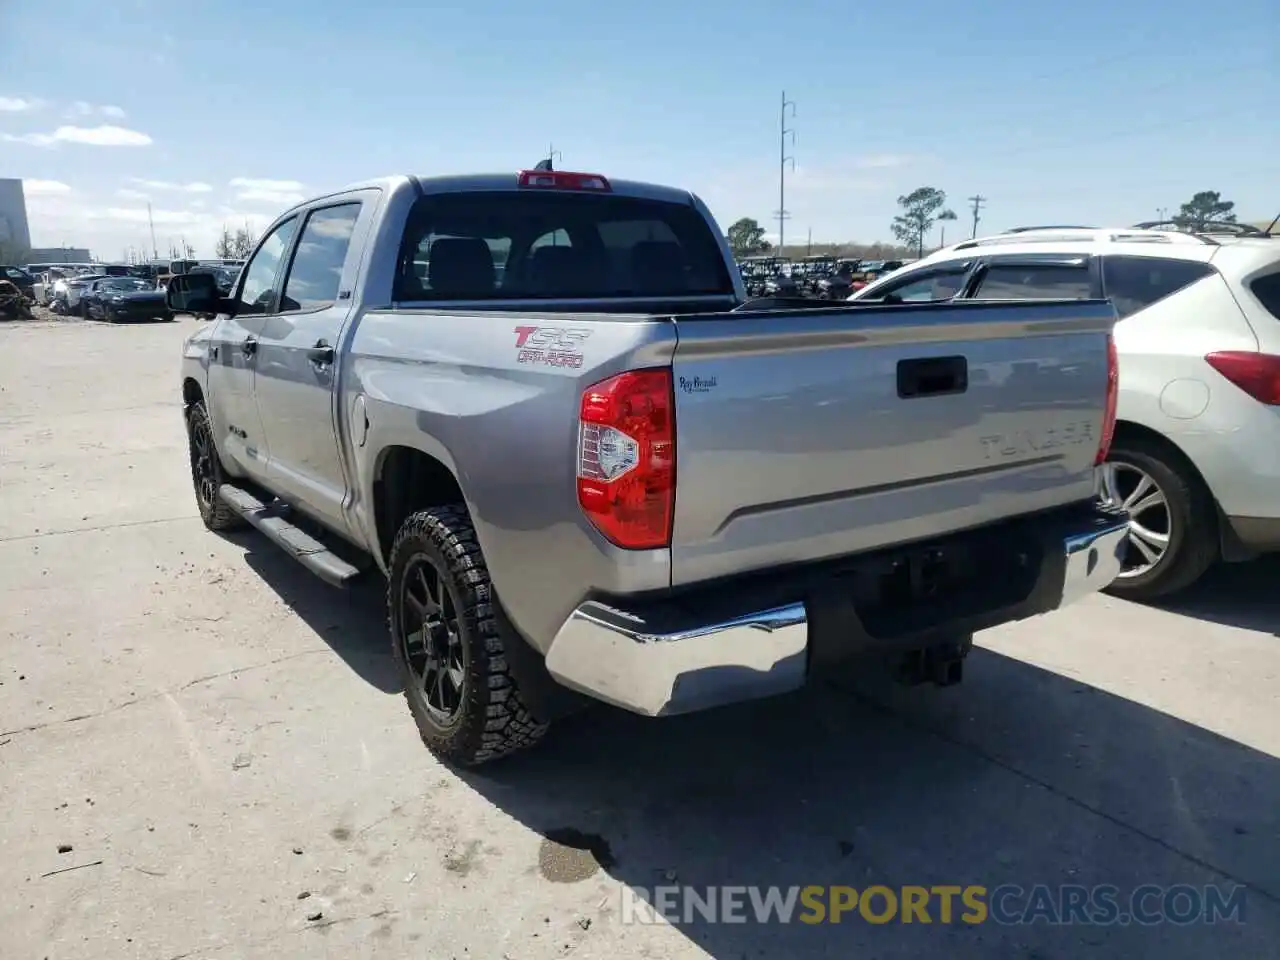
544,504 -> 1128,717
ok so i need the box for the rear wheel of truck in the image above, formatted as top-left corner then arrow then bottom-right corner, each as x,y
185,402 -> 245,532
1100,435 -> 1218,602
387,506 -> 549,766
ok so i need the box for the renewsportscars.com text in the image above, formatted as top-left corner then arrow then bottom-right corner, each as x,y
621,884 -> 1247,926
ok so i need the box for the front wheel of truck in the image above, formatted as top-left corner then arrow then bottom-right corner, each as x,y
387,505 -> 549,766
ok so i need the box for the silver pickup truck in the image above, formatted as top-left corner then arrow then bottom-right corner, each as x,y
169,166 -> 1128,766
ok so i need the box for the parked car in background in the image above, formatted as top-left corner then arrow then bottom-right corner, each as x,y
2,265 -> 36,299
51,273 -> 110,313
850,224 -> 1280,599
80,276 -> 171,322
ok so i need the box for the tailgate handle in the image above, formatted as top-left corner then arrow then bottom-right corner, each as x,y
898,355 -> 968,398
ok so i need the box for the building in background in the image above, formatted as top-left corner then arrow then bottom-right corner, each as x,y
0,179 -> 33,254
27,246 -> 93,263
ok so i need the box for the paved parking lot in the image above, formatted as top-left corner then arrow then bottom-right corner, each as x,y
2,315 -> 1278,959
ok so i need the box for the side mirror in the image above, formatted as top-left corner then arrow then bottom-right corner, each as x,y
166,272 -> 224,316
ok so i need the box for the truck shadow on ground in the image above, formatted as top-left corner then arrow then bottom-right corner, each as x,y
1150,555 -> 1280,635
231,533 -> 401,693
461,651 -> 1280,958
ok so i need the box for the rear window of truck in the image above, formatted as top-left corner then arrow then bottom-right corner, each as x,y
393,192 -> 734,300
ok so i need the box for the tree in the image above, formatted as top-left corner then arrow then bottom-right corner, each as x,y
214,226 -> 235,259
231,224 -> 257,259
1174,191 -> 1236,229
891,187 -> 948,258
936,208 -> 958,248
726,217 -> 771,257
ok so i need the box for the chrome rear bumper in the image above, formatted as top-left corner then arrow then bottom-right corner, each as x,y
544,511 -> 1128,718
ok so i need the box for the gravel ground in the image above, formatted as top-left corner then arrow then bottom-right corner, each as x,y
1,317 -> 1277,959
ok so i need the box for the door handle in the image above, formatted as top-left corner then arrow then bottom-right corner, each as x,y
897,355 -> 968,398
241,336 -> 257,357
308,340 -> 335,366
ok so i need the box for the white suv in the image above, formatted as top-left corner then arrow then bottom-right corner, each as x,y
850,224 -> 1280,601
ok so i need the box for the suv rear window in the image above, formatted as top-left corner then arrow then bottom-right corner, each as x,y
971,263 -> 1093,300
1250,271 -> 1280,321
394,192 -> 733,300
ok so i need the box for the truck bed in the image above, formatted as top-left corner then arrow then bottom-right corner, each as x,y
667,298 -> 1114,584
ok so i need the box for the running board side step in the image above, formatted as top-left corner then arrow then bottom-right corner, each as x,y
218,484 -> 361,587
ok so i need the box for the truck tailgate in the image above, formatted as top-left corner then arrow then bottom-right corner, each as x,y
668,299 -> 1116,585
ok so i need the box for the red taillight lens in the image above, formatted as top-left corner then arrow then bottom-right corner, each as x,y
1204,351 -> 1280,405
576,369 -> 675,549
1095,334 -> 1119,466
517,170 -> 612,192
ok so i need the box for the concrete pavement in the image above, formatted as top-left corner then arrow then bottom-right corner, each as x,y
2,316 -> 1277,959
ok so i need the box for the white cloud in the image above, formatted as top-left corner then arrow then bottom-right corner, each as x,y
23,180 -> 72,196
2,124 -> 152,147
0,96 -> 42,112
93,207 -> 205,226
229,177 -> 306,206
229,177 -> 305,191
66,101 -> 125,120
115,188 -> 150,200
128,178 -> 212,193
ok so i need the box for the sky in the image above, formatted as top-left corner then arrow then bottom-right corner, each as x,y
1,0 -> 1277,259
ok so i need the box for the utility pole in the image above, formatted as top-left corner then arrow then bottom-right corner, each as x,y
775,91 -> 796,256
806,227 -> 812,256
1156,207 -> 1169,221
146,202 -> 159,260
967,195 -> 987,238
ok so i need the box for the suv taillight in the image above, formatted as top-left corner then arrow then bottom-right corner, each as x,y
1095,334 -> 1119,465
576,369 -> 675,549
1205,351 -> 1280,405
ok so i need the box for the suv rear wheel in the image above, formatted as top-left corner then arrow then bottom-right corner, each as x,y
1100,435 -> 1218,601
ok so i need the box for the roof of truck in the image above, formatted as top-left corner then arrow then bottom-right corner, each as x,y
323,172 -> 697,206
414,172 -> 698,205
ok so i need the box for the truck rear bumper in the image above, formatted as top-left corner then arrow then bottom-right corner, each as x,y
543,503 -> 1128,717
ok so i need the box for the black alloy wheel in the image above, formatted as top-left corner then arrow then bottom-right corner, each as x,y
397,553 -> 467,725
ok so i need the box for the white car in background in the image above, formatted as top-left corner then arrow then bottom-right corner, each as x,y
850,224 -> 1280,601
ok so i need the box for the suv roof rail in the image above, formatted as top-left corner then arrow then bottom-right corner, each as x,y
1005,224 -> 1097,233
951,225 -> 1223,251
1131,219 -> 1269,237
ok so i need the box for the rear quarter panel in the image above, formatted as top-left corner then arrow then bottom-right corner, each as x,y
345,310 -> 678,651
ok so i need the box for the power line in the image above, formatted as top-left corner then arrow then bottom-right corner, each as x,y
775,91 -> 796,254
968,195 -> 987,238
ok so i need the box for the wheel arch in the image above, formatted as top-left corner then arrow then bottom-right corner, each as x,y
371,444 -> 466,565
1110,419 -> 1244,561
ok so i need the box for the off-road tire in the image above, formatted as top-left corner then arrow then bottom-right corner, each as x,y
387,506 -> 549,766
184,401 -> 245,532
1103,434 -> 1218,602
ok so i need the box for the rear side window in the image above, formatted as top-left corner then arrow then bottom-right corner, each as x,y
971,263 -> 1093,300
394,192 -> 733,300
865,265 -> 968,302
1250,272 -> 1280,321
1103,255 -> 1214,319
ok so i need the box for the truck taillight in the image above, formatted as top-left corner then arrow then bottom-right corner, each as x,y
576,369 -> 675,549
517,170 -> 612,192
1205,351 -> 1280,405
1095,334 -> 1119,466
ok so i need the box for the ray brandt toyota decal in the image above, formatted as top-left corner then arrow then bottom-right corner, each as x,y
513,325 -> 591,368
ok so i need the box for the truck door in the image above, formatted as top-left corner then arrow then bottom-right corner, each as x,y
205,215 -> 298,482
253,197 -> 370,535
